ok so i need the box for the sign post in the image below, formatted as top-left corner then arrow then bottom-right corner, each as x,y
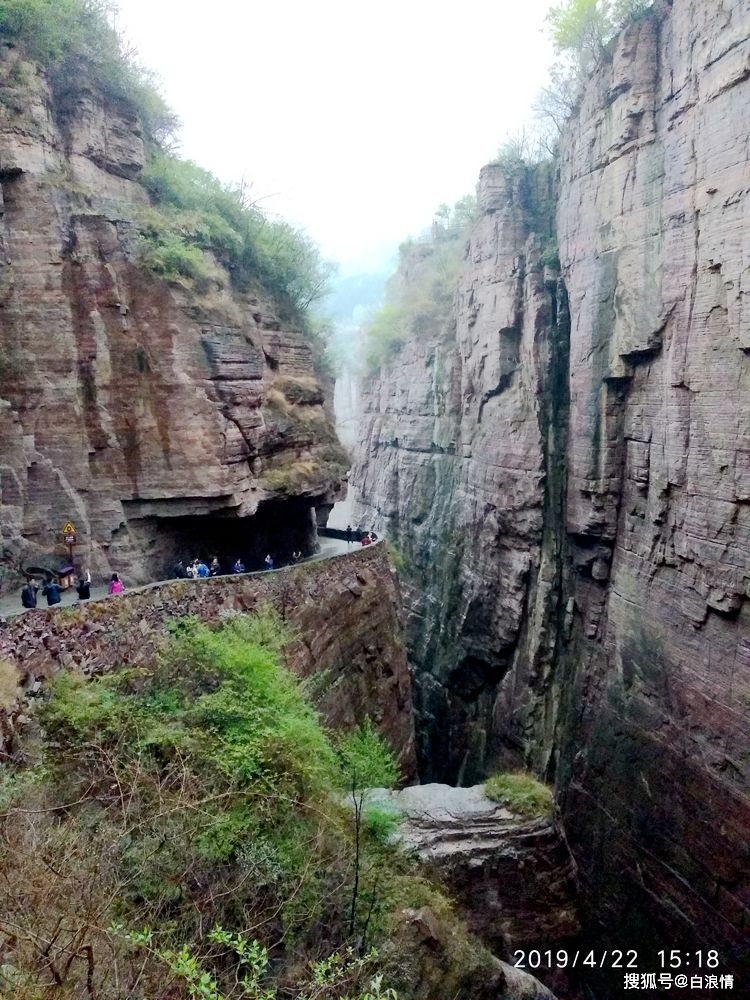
62,520 -> 77,568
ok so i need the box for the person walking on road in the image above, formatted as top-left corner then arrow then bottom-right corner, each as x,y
21,579 -> 38,609
346,524 -> 353,545
264,554 -> 274,571
42,577 -> 62,606
76,576 -> 91,601
108,573 -> 124,595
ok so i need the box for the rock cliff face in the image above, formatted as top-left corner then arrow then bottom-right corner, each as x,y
351,161 -> 566,785
0,45 -> 345,587
556,0 -> 750,974
351,0 -> 750,981
373,783 -> 579,995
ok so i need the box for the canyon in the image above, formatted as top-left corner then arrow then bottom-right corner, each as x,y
351,0 -> 750,988
0,0 -> 749,995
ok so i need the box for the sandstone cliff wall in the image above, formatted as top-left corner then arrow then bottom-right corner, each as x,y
0,45 -> 345,587
351,0 -> 750,978
0,543 -> 416,777
555,0 -> 750,973
351,163 -> 566,783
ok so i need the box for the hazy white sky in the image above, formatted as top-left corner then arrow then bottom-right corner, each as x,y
114,1 -> 555,273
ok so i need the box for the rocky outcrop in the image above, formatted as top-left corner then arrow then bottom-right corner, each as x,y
351,0 -> 750,984
387,906 -> 557,1000
373,783 -> 579,996
0,44 -> 346,587
0,543 -> 416,777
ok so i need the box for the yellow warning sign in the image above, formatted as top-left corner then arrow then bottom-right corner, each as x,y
62,520 -> 76,535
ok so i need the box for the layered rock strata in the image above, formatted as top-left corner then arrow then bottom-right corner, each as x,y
372,783 -> 579,996
0,543 -> 416,775
0,45 -> 345,587
555,0 -> 750,976
351,161 -> 566,784
352,0 -> 750,982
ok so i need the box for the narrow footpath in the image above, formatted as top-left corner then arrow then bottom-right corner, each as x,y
0,535 -> 355,621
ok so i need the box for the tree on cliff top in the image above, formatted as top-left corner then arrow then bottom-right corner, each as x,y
537,0 -> 654,141
547,0 -> 654,75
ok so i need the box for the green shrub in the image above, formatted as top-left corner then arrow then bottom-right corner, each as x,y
137,214 -> 222,291
386,541 -> 409,575
483,772 -> 554,818
541,239 -> 561,270
139,152 -> 334,312
335,720 -> 402,793
0,0 -> 177,143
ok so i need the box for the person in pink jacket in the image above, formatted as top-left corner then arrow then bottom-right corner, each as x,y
108,572 -> 124,595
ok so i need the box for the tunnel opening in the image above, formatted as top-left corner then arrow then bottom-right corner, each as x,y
115,497 -> 322,582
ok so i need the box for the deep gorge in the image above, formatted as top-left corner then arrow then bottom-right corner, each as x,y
0,0 -> 748,997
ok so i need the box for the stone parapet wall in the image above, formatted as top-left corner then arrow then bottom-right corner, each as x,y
0,544 -> 416,777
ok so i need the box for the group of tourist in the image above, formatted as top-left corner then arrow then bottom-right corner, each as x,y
172,558 -> 216,579
19,569 -> 123,610
18,526 -> 381,612
345,525 -> 379,546
172,553 -> 280,579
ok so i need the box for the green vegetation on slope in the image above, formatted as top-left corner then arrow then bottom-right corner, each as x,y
483,772 -> 554,819
0,0 -> 336,369
363,196 -> 476,373
0,0 -> 176,142
0,608 -> 436,999
139,152 -> 335,313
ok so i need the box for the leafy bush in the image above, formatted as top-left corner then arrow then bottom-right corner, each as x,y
483,772 -> 554,819
336,720 -> 402,793
541,239 -> 561,270
386,541 -> 409,575
138,151 -> 335,316
0,0 -> 177,142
